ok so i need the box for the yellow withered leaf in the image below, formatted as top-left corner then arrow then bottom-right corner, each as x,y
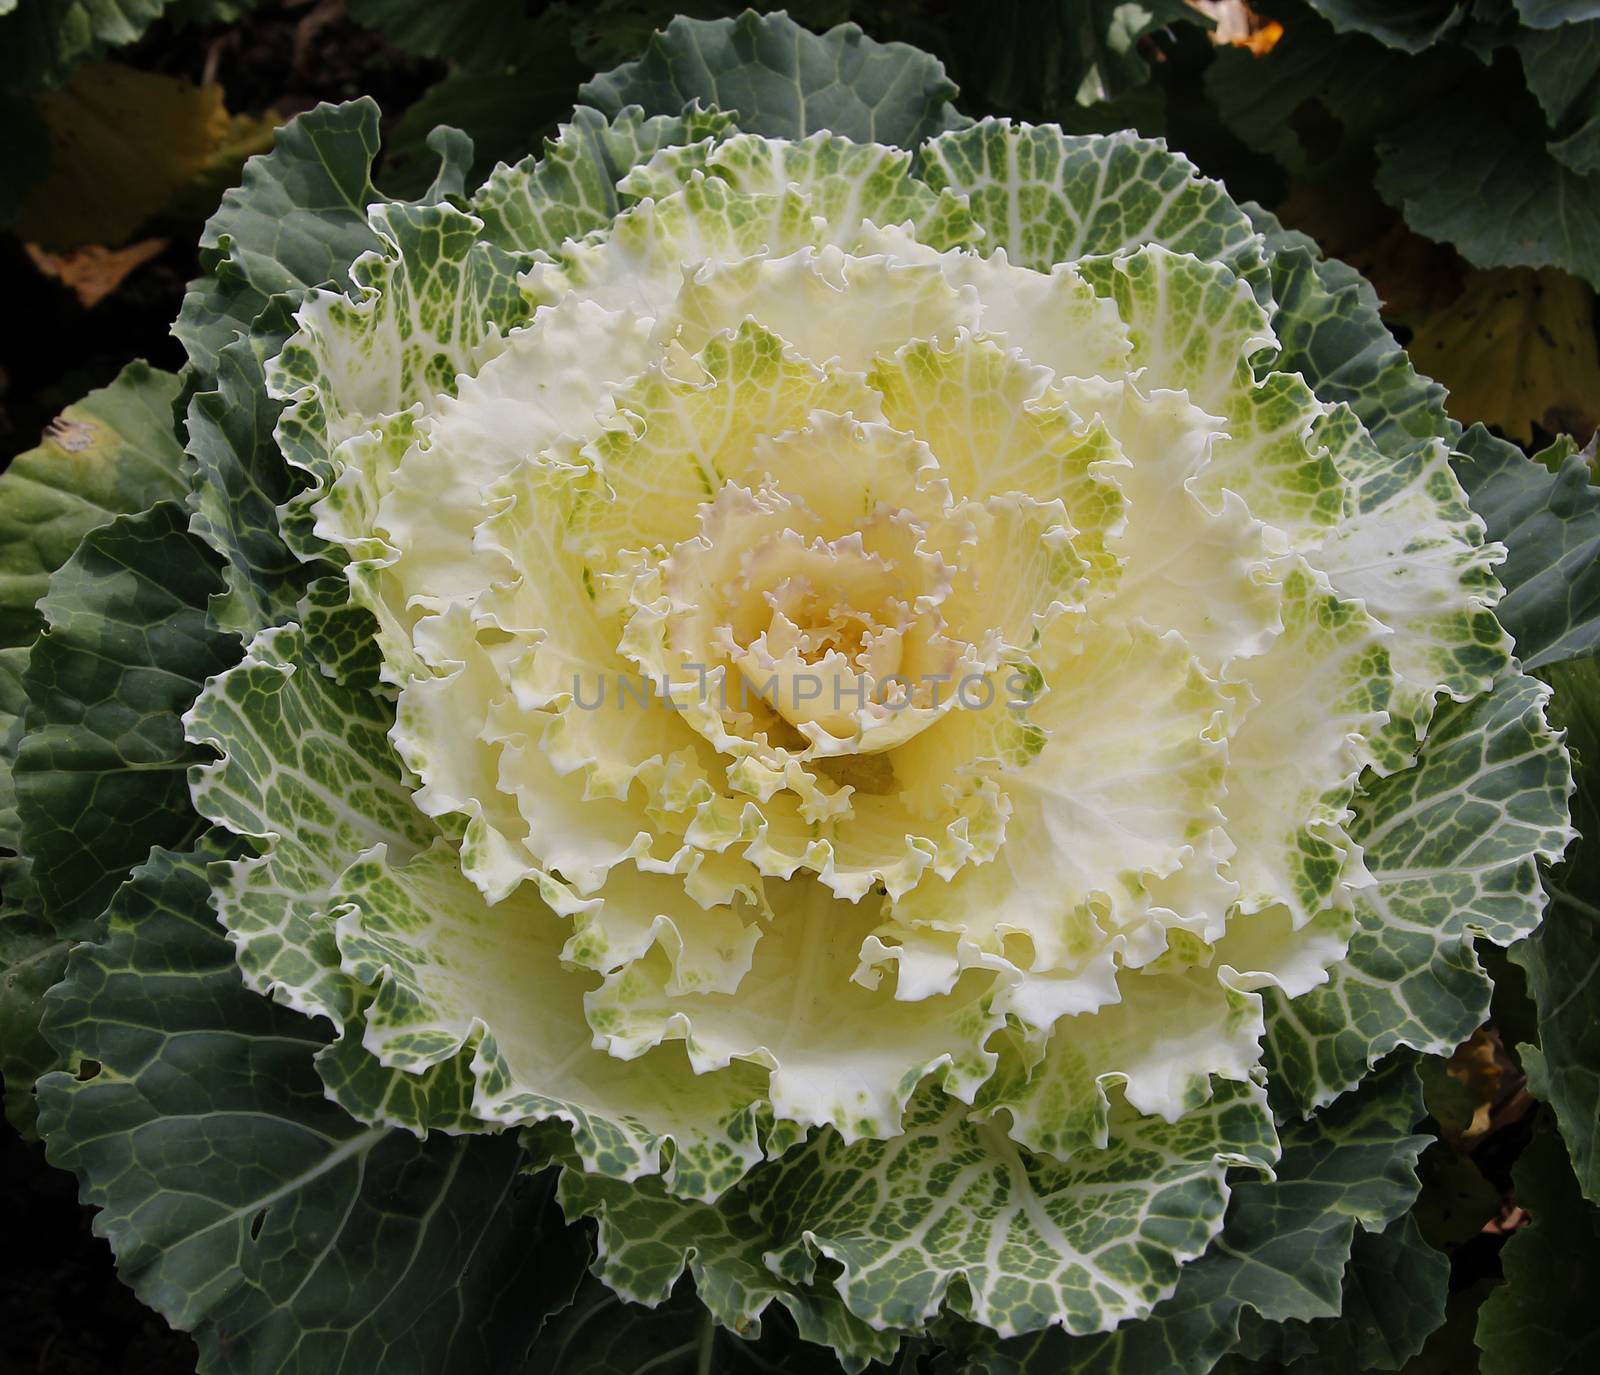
16,60 -> 231,250
23,238 -> 168,309
1410,266 -> 1600,445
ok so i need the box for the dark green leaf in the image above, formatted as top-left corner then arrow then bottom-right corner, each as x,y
1375,87 -> 1600,289
174,99 -> 388,376
1475,1119 -> 1600,1372
579,9 -> 965,146
1302,0 -> 1470,52
956,1060 -> 1431,1374
1246,205 -> 1454,452
535,1275 -> 841,1373
1454,423 -> 1600,669
14,503 -> 236,938
0,361 -> 188,655
1231,1215 -> 1449,1372
183,299 -> 315,637
1,409 -> 223,1130
173,100 -> 472,378
1516,21 -> 1600,174
1516,1 -> 1600,28
1514,656 -> 1600,1202
0,0 -> 168,90
37,843 -> 589,1375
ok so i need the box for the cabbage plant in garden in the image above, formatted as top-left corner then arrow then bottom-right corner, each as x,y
3,8 -> 1600,1374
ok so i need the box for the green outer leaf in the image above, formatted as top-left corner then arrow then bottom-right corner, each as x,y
957,1058 -> 1432,1374
345,0 -> 544,65
1375,91 -> 1600,290
1514,657 -> 1600,1202
14,503 -> 237,939
1263,670 -> 1573,1112
0,0 -> 168,90
1216,6 -> 1600,279
36,843 -> 589,1375
173,100 -> 472,378
1516,22 -> 1600,175
578,9 -> 966,147
1454,423 -> 1600,669
183,298 -> 314,638
1475,1119 -> 1600,1373
473,103 -> 738,254
4,500 -> 235,1129
184,616 -> 434,1031
0,360 -> 189,920
174,98 -> 386,375
1,366 -> 195,1126
176,99 -> 518,643
562,1080 -> 1276,1364
1516,1 -> 1600,27
1230,1214 -> 1448,1372
1302,0 -> 1469,51
0,361 -> 188,655
918,119 -> 1262,278
1244,205 -> 1453,453
532,1275 -> 838,1374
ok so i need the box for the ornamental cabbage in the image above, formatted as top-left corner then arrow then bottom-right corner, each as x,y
2,12 -> 1590,1375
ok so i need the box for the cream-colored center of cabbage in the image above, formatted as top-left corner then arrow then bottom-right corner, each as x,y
650,465 -> 975,757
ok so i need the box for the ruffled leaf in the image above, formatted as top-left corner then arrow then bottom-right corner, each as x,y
36,843 -> 590,1375
918,121 -> 1262,277
1515,657 -> 1600,1201
1228,1213 -> 1448,1372
1455,422 -> 1600,670
562,1077 -> 1276,1349
578,9 -> 966,147
16,504 -> 236,938
185,615 -> 434,1028
184,300 -> 312,637
1244,206 -> 1452,454
175,99 -> 392,376
473,104 -> 738,254
959,1057 -> 1431,1373
1265,671 -> 1574,1112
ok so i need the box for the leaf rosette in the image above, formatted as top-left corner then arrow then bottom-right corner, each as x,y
3,11 -> 1585,1373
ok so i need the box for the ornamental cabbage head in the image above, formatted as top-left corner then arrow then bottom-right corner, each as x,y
8,12 -> 1584,1374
